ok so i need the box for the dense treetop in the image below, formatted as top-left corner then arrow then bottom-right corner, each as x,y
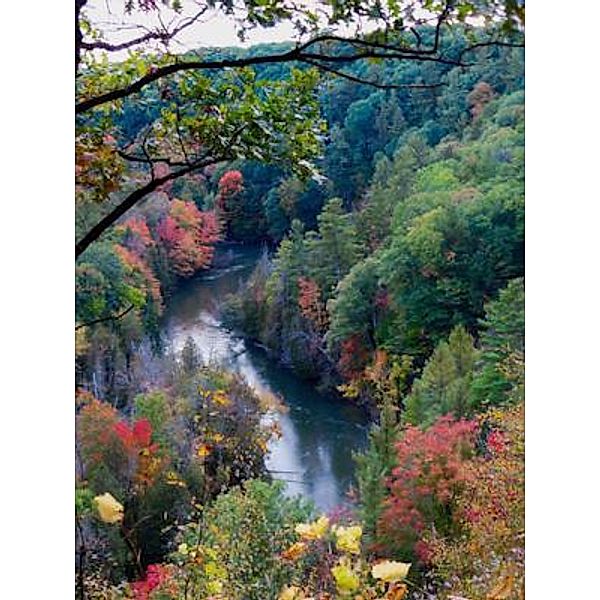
75,0 -> 523,257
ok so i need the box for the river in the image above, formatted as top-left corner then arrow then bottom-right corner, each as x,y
161,243 -> 369,512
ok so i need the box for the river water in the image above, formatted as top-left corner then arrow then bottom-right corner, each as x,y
161,243 -> 369,512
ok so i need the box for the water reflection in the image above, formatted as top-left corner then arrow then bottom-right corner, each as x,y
161,244 -> 368,512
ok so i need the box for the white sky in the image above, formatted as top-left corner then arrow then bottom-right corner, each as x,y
86,0 -> 318,59
84,0 -> 408,60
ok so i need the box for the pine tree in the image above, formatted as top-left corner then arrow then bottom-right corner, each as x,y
305,198 -> 362,299
354,395 -> 401,542
471,277 -> 524,409
405,325 -> 478,426
375,92 -> 406,153
357,155 -> 396,250
324,125 -> 355,201
181,336 -> 200,375
263,220 -> 309,364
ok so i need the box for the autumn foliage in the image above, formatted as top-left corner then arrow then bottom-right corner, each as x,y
216,170 -> 244,205
75,132 -> 124,203
78,399 -> 165,491
427,404 -> 525,599
215,170 -> 244,234
337,334 -> 370,381
76,199 -> 220,354
379,416 -> 478,562
77,398 -> 121,470
118,218 -> 155,254
297,277 -> 328,333
114,243 -> 162,305
132,564 -> 174,600
157,199 -> 220,277
467,81 -> 496,121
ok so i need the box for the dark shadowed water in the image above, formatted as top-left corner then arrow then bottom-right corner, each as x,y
161,243 -> 369,511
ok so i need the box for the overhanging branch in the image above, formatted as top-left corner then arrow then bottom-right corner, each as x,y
117,150 -> 192,167
76,34 -> 523,115
301,58 -> 446,90
76,33 -> 468,114
75,304 -> 135,330
80,7 -> 209,54
75,156 -> 217,258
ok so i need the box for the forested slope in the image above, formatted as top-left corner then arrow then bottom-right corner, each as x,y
76,22 -> 525,599
224,83 -> 524,407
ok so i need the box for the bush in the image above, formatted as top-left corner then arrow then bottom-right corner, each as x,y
76,363 -> 275,582
123,481 -> 415,600
171,480 -> 313,600
427,404 -> 525,600
378,416 -> 477,563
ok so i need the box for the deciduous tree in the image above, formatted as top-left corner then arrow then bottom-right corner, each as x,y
156,198 -> 220,277
75,0 -> 524,258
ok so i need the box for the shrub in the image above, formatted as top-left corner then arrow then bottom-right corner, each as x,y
170,480 -> 313,600
427,403 -> 525,600
379,416 -> 477,563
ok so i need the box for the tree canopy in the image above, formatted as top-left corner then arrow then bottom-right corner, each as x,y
75,0 -> 524,258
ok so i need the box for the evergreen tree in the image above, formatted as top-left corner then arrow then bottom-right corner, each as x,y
305,198 -> 362,299
357,156 -> 396,251
266,219 -> 307,312
354,395 -> 401,542
264,186 -> 289,241
323,125 -> 356,202
471,277 -> 525,409
327,255 -> 381,350
181,336 -> 200,375
375,92 -> 406,154
405,325 -> 478,426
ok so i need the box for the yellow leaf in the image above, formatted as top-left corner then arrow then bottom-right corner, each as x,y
206,579 -> 223,594
281,541 -> 308,561
278,585 -> 308,600
178,543 -> 189,555
212,390 -> 231,407
197,443 -> 211,458
333,525 -> 362,554
166,472 -> 187,487
295,515 -> 329,540
337,382 -> 360,398
385,583 -> 408,600
331,561 -> 360,594
371,560 -> 411,583
94,493 -> 124,524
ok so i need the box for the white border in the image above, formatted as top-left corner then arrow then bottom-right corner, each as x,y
2,1 -> 598,596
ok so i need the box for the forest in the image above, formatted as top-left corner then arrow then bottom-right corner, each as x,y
75,1 -> 525,599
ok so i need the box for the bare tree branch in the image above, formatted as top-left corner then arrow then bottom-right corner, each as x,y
300,50 -> 463,66
80,7 -> 209,54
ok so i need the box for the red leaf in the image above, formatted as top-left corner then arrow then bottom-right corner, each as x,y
133,418 -> 153,447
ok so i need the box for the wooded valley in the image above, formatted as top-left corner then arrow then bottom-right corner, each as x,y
75,2 -> 525,598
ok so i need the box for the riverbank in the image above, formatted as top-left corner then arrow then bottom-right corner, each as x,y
160,243 -> 369,511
